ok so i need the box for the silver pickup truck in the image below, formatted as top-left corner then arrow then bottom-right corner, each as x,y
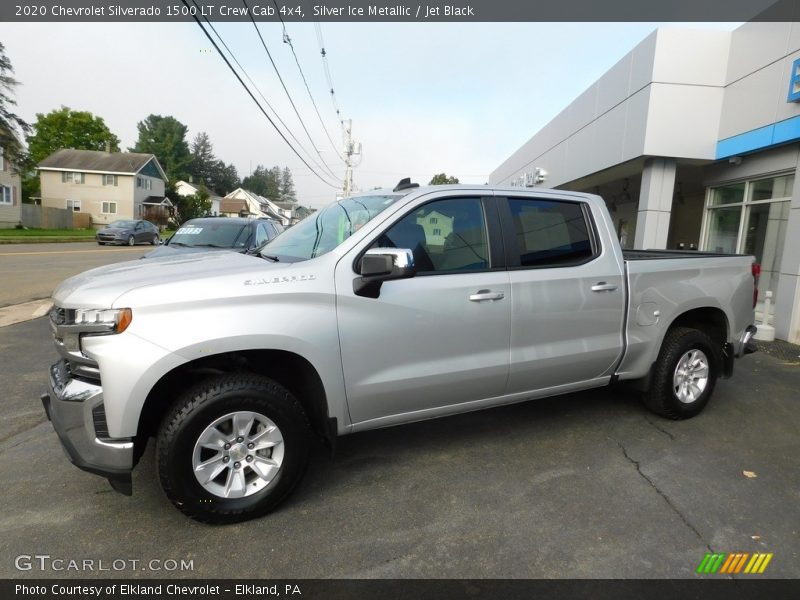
41,181 -> 758,523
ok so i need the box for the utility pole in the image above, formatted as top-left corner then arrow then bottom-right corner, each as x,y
342,119 -> 361,197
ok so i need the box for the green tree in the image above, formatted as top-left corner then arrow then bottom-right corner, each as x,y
131,114 -> 191,181
213,161 -> 239,194
279,166 -> 296,203
188,131 -> 215,186
187,131 -> 239,195
242,165 -> 281,199
25,106 -> 120,200
167,181 -> 211,225
0,42 -> 30,171
429,173 -> 459,185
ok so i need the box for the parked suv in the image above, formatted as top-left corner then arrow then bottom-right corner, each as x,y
145,217 -> 283,258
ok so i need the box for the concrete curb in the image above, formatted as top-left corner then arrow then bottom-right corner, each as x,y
0,299 -> 53,328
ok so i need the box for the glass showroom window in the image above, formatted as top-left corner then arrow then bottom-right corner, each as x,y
702,174 -> 793,317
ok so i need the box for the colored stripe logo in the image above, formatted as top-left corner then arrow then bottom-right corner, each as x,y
696,552 -> 773,574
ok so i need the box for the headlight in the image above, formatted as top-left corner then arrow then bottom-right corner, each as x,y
74,308 -> 133,334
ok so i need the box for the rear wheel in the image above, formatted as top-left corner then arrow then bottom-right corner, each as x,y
643,326 -> 720,419
157,374 -> 311,524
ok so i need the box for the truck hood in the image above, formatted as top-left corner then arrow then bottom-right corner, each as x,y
52,251 -> 290,308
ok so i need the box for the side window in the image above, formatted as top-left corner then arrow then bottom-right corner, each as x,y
373,197 -> 489,274
255,223 -> 269,246
507,198 -> 594,267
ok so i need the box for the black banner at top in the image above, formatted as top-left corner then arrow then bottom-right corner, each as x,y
2,0 -> 800,22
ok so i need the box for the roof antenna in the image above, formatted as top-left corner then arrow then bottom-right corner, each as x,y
393,177 -> 419,192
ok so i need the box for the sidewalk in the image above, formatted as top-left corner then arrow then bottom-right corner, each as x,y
0,299 -> 53,328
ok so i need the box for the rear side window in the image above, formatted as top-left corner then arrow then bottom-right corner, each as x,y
507,198 -> 594,267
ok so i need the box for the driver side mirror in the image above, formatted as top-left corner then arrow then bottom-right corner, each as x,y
354,248 -> 416,298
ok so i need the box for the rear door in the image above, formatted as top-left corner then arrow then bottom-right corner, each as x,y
498,195 -> 625,393
335,194 -> 512,426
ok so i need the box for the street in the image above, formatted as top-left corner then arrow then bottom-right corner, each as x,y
0,242 -> 150,308
1,316 -> 798,579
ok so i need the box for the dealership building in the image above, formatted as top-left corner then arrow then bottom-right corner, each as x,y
490,21 -> 800,344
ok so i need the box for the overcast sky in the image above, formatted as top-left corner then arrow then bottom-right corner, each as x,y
1,21 -> 739,207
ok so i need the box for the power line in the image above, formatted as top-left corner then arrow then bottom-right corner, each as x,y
272,0 -> 345,162
182,0 -> 339,189
191,4 -> 340,187
314,23 -> 345,133
242,0 -> 342,182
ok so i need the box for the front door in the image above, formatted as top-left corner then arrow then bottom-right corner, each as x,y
335,195 -> 512,427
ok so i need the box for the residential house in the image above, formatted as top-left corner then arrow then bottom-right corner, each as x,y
219,188 -> 293,226
38,149 -> 171,227
0,147 -> 22,228
417,209 -> 453,247
175,180 -> 223,216
219,187 -> 264,218
272,201 -> 296,226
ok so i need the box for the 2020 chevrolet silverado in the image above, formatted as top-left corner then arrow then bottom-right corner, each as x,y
41,181 -> 758,523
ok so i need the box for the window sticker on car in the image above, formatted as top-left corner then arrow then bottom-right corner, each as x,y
176,227 -> 203,235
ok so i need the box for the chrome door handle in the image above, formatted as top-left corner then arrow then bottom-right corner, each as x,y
591,282 -> 618,292
469,290 -> 505,302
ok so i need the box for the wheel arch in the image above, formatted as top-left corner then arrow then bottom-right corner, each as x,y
138,349 -> 334,453
623,306 -> 730,391
666,306 -> 729,348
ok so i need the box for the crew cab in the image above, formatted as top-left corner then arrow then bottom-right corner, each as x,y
41,180 -> 758,523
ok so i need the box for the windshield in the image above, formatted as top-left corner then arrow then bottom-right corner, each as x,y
169,221 -> 250,248
109,220 -> 137,229
261,194 -> 402,260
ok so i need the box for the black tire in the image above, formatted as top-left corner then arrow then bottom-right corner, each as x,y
156,374 -> 310,524
127,235 -> 135,246
151,234 -> 160,245
643,326 -> 720,420
97,241 -> 105,245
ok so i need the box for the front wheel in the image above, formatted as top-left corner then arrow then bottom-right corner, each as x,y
157,374 -> 311,524
151,234 -> 160,245
127,235 -> 135,246
643,326 -> 720,420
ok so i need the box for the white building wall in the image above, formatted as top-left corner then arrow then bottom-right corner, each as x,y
490,29 -> 731,188
718,22 -> 800,140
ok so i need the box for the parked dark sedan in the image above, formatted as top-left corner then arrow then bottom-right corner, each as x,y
144,217 -> 283,258
97,219 -> 161,246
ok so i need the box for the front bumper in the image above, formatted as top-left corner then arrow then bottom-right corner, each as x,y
41,360 -> 133,494
96,233 -> 128,245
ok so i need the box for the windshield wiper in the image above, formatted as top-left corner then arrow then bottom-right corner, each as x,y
259,254 -> 280,262
168,241 -> 187,247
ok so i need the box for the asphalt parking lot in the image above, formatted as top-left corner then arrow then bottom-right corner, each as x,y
0,316 -> 798,579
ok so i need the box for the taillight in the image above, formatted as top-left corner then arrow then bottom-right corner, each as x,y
752,262 -> 761,308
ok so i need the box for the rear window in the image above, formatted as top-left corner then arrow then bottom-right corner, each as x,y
507,198 -> 594,267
